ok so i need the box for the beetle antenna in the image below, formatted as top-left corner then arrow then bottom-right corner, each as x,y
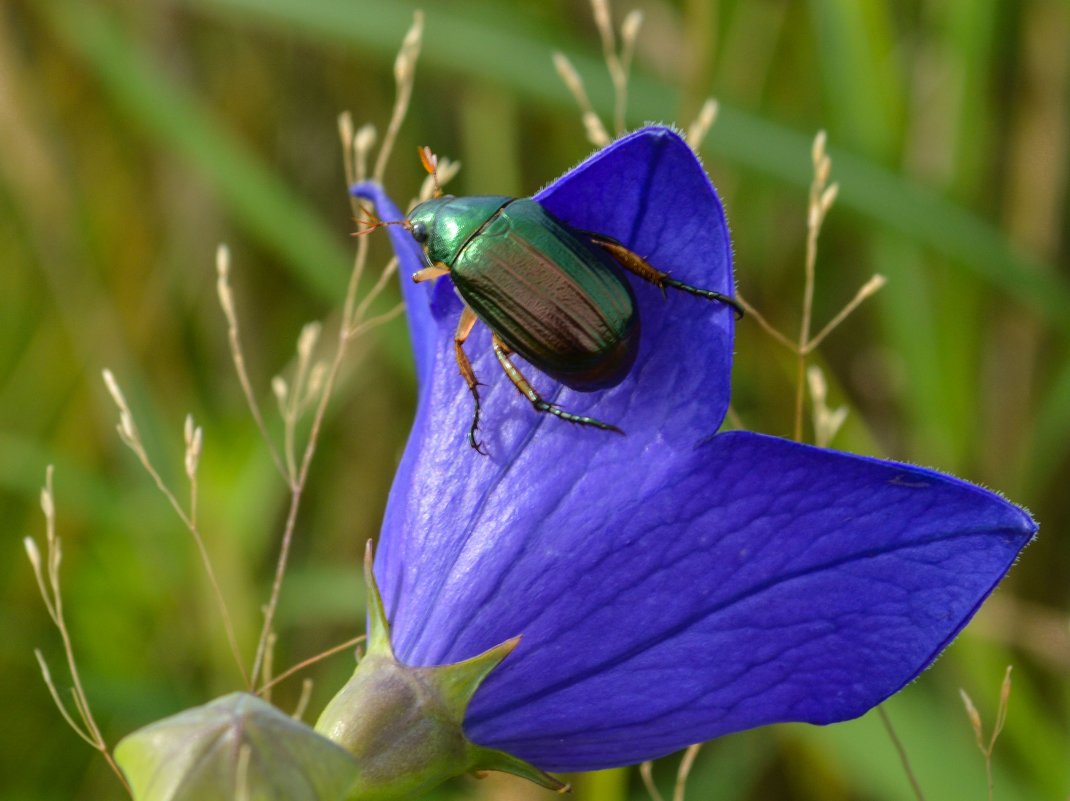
418,145 -> 443,198
352,207 -> 409,237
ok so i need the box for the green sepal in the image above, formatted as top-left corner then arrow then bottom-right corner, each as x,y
361,539 -> 392,658
418,634 -> 520,722
466,744 -> 570,794
116,692 -> 361,801
314,540 -> 569,799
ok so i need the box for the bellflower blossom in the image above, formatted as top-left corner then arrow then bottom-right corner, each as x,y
350,126 -> 1035,774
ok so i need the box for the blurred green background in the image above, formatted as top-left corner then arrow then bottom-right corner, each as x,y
2,0 -> 1068,799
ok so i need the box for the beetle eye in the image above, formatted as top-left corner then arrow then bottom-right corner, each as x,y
410,221 -> 429,243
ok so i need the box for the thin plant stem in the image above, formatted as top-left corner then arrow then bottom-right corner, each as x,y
345,121 -> 378,219
257,635 -> 365,697
960,666 -> 1014,801
806,274 -> 887,352
26,469 -> 132,795
806,366 -> 847,448
188,458 -> 198,524
34,651 -> 94,746
373,11 -> 423,184
877,705 -> 926,801
639,761 -> 665,801
794,132 -> 828,441
250,13 -> 423,688
251,486 -> 305,686
591,0 -> 618,121
735,291 -> 798,352
552,52 -> 611,147
292,679 -> 314,720
686,98 -> 719,151
348,258 -> 399,337
672,744 -> 702,801
279,323 -> 322,482
617,10 -> 643,132
102,370 -> 249,687
591,0 -> 630,136
346,302 -> 406,342
718,136 -> 875,436
217,245 -> 290,483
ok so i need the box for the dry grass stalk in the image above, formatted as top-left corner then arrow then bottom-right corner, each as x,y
101,368 -> 248,686
25,468 -> 132,795
248,12 -> 422,689
737,131 -> 884,445
877,706 -> 927,801
960,666 -> 1014,801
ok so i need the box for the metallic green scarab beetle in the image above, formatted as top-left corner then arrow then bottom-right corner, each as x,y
381,149 -> 741,453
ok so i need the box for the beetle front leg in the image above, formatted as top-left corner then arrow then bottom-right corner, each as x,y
588,234 -> 744,319
413,264 -> 450,283
491,335 -> 624,435
453,305 -> 486,454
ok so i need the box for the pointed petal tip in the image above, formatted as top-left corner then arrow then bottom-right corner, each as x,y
349,180 -> 373,198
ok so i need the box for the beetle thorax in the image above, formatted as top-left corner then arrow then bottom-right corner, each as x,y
408,196 -> 513,267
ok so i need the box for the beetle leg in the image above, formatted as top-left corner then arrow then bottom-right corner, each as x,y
587,233 -> 744,319
454,305 -> 486,454
491,334 -> 624,435
413,264 -> 450,283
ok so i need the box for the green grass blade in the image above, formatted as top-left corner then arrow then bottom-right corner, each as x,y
807,0 -> 902,159
37,0 -> 350,303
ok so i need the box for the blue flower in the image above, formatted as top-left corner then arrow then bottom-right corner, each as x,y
351,127 -> 1035,774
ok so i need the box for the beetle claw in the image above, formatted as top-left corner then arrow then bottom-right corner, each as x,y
467,428 -> 488,456
466,405 -> 489,455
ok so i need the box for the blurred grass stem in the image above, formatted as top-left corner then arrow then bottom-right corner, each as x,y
25,469 -> 132,795
737,133 -> 883,446
636,743 -> 702,801
685,99 -> 719,151
960,666 -> 1014,801
672,743 -> 702,801
638,760 -> 663,801
591,0 -> 641,136
101,369 -> 249,687
258,635 -> 364,697
293,678 -> 314,720
553,52 -> 611,147
877,706 -> 926,801
217,244 -> 290,482
795,132 -> 835,442
374,11 -> 423,184
249,12 -> 422,689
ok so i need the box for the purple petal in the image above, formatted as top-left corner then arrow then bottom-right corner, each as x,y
363,125 -> 1033,773
390,430 -> 1034,771
367,126 -> 736,632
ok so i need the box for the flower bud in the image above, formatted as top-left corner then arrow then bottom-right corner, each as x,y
116,693 -> 359,801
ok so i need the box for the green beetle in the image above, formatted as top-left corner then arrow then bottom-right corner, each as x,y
376,151 -> 741,453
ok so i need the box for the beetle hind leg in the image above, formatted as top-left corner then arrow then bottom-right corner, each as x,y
588,234 -> 744,319
454,306 -> 487,454
491,335 -> 624,435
